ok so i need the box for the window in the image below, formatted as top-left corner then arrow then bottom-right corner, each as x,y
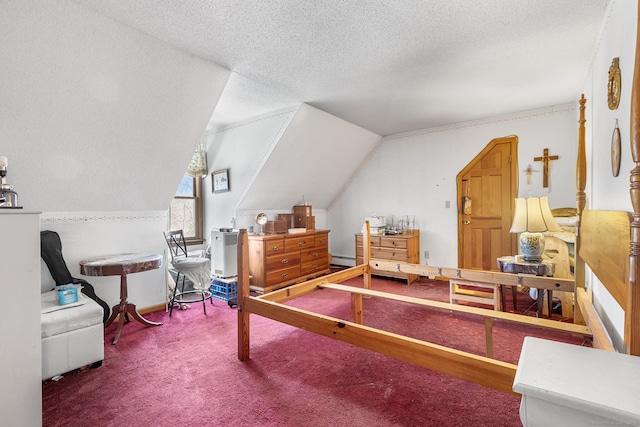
169,174 -> 203,245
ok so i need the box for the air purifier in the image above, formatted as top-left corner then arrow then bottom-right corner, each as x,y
211,229 -> 238,278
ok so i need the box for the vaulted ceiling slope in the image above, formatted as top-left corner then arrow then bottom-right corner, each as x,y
2,0 -> 230,212
238,104 -> 382,210
72,0 -> 611,136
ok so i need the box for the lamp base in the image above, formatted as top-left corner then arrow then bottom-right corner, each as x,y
520,232 -> 545,263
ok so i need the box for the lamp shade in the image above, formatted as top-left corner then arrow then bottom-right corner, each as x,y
509,197 -> 560,233
186,145 -> 208,178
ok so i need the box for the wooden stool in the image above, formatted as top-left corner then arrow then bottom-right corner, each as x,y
450,279 -> 499,310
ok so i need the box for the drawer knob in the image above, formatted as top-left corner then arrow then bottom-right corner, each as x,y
312,252 -> 318,257
282,273 -> 288,278
313,265 -> 318,270
298,241 -> 305,246
272,246 -> 280,251
282,259 -> 288,264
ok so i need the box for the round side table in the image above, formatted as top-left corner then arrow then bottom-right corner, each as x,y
80,253 -> 163,345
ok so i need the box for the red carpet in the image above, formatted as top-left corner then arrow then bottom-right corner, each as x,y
42,276 -> 587,426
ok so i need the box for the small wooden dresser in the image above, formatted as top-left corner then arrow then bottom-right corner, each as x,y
248,230 -> 330,293
355,230 -> 420,284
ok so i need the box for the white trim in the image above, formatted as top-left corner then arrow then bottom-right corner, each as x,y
40,211 -> 167,224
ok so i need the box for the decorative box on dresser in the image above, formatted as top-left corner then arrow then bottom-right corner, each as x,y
355,230 -> 420,284
248,230 -> 330,293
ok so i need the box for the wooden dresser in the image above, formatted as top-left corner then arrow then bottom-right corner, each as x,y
355,230 -> 420,284
248,230 -> 330,293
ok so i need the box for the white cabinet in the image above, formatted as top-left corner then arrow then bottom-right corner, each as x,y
0,211 -> 42,426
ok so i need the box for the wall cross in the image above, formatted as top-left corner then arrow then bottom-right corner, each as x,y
523,164 -> 539,185
534,148 -> 559,188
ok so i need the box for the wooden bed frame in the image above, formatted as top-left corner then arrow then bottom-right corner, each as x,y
237,225 -> 595,395
236,10 -> 640,394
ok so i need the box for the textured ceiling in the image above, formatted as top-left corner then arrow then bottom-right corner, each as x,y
71,0 -> 611,136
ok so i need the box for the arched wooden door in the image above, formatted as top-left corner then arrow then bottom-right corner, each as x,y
457,136 -> 519,271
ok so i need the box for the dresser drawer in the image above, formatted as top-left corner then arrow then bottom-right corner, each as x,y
266,252 -> 301,271
301,247 -> 327,263
380,236 -> 407,249
356,234 -> 380,246
315,233 -> 329,248
285,235 -> 314,251
266,265 -> 301,286
371,247 -> 408,261
301,259 -> 329,276
264,238 -> 285,255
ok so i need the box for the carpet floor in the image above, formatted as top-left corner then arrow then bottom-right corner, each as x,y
42,276 -> 587,427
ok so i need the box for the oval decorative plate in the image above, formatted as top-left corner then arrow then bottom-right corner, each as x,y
611,119 -> 621,177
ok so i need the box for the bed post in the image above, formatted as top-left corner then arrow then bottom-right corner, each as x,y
351,221 -> 372,324
363,220 -> 372,290
574,94 -> 587,325
237,228 -> 251,361
628,1 -> 640,356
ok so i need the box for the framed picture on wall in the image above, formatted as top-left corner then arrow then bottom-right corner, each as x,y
212,169 -> 230,193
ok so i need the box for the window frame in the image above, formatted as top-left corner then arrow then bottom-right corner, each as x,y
170,175 -> 204,246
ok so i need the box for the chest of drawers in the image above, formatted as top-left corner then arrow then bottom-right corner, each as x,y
355,230 -> 420,284
248,230 -> 330,293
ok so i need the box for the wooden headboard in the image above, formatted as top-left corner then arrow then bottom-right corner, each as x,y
576,209 -> 629,352
579,210 -> 631,310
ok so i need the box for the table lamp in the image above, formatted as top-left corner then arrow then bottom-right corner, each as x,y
509,196 -> 560,262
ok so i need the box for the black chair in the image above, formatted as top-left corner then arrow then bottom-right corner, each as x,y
164,230 -> 212,316
40,230 -> 110,324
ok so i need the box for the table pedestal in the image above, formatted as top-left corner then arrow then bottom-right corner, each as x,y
104,273 -> 162,345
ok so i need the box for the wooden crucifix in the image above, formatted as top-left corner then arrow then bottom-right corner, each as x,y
534,148 -> 559,188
